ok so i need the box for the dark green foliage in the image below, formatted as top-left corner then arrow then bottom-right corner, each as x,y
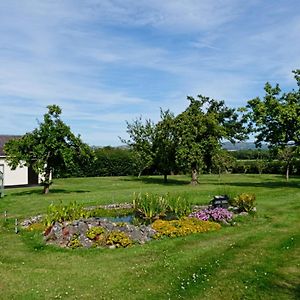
92,147 -> 138,177
231,160 -> 262,174
231,159 -> 300,175
54,146 -> 140,178
121,113 -> 179,181
153,110 -> 177,182
120,117 -> 155,177
211,149 -> 236,175
230,149 -> 271,160
175,96 -> 247,183
122,96 -> 247,183
245,70 -> 300,180
4,105 -> 93,193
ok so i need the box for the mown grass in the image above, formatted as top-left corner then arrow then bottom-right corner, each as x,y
0,174 -> 299,299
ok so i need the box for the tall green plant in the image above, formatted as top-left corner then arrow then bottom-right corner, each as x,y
44,201 -> 88,226
132,192 -> 191,221
166,194 -> 191,217
133,193 -> 167,220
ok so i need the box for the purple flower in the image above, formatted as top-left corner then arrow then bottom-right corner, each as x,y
189,207 -> 233,222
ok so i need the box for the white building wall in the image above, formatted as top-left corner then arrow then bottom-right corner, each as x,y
0,157 -> 28,186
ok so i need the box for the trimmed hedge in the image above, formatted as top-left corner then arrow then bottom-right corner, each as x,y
231,159 -> 300,175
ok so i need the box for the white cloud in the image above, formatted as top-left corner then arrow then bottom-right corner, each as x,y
1,0 -> 300,145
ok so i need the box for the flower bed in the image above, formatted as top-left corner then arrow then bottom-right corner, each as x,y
152,218 -> 221,239
22,192 -> 256,249
189,207 -> 233,222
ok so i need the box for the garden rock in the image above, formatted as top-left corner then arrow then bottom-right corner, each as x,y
21,215 -> 43,228
79,235 -> 93,248
238,212 -> 249,216
44,217 -> 156,248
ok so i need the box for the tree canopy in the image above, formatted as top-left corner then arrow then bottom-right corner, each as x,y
246,70 -> 300,180
122,95 -> 247,184
4,105 -> 92,193
120,117 -> 155,178
153,109 -> 177,182
175,95 -> 247,184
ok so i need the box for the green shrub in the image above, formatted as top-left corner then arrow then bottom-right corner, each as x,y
86,226 -> 105,240
105,231 -> 133,248
152,218 -> 221,239
44,201 -> 88,226
68,234 -> 82,249
88,207 -> 134,218
26,223 -> 46,232
233,193 -> 256,212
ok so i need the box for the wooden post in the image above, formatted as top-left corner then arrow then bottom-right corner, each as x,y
15,218 -> 18,234
0,165 -> 4,198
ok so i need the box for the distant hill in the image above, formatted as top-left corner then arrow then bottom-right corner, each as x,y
222,142 -> 268,151
98,142 -> 268,151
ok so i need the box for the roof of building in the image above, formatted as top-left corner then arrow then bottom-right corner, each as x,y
0,135 -> 21,156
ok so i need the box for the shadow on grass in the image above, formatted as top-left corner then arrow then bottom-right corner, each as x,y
214,180 -> 300,189
121,176 -> 191,186
271,272 -> 300,299
9,189 -> 90,196
124,174 -> 300,189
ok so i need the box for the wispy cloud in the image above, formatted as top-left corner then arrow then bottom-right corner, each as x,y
0,0 -> 299,145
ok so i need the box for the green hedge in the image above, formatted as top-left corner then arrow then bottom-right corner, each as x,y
231,160 -> 300,175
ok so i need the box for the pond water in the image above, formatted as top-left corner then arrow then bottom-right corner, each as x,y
96,215 -> 134,223
95,213 -> 179,225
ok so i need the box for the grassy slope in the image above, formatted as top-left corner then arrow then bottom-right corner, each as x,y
0,174 -> 299,299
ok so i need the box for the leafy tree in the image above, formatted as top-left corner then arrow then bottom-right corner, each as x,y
121,111 -> 178,182
120,117 -> 155,178
153,109 -> 177,183
175,96 -> 247,184
212,149 -> 236,177
277,146 -> 298,180
4,105 -> 92,194
246,70 -> 300,180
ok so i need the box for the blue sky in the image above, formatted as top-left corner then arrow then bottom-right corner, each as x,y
1,0 -> 300,146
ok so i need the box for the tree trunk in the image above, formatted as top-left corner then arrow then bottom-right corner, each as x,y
163,174 -> 168,183
190,169 -> 198,185
43,169 -> 51,194
286,164 -> 290,181
43,184 -> 50,194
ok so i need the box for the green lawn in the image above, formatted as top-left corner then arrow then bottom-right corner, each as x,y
0,174 -> 299,299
